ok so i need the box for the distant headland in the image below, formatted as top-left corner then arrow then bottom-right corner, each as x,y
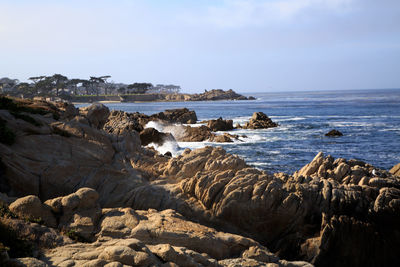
0,75 -> 254,102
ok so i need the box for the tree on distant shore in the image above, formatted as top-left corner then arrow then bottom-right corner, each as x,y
0,78 -> 19,93
28,76 -> 46,95
127,83 -> 153,94
35,77 -> 54,96
117,87 -> 126,95
100,76 -> 111,95
1,74 -> 182,98
16,82 -> 35,97
52,74 -> 68,96
89,76 -> 110,96
68,79 -> 86,95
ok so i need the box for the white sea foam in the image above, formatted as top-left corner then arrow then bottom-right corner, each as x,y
231,116 -> 251,125
145,121 -> 165,132
277,117 -> 306,122
177,141 -> 209,150
147,140 -> 181,157
328,121 -> 386,127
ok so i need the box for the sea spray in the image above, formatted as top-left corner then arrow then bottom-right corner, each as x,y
147,140 -> 181,156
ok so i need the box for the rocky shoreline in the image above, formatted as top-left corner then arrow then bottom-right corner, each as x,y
69,89 -> 255,103
1,96 -> 400,267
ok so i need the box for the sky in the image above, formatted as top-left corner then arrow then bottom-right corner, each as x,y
0,0 -> 399,93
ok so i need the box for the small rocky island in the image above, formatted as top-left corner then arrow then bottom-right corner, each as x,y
1,96 -> 400,267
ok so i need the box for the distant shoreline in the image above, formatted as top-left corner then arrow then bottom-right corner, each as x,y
69,89 -> 254,103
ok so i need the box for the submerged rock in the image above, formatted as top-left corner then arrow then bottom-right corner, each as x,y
325,129 -> 343,137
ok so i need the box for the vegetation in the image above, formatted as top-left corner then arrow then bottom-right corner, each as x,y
0,205 -> 35,258
0,74 -> 181,100
64,228 -> 89,243
0,95 -> 59,120
0,221 -> 35,258
0,204 -> 17,219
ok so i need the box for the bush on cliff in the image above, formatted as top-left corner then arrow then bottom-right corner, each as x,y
0,95 -> 59,120
0,205 -> 34,258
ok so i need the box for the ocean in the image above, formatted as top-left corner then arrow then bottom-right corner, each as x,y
80,89 -> 400,174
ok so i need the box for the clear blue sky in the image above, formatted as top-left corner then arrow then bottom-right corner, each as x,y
1,0 -> 399,93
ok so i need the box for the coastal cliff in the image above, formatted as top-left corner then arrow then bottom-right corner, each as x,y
0,96 -> 399,267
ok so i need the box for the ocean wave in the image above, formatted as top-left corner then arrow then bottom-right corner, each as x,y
145,121 -> 164,132
328,122 -> 388,127
147,140 -> 181,156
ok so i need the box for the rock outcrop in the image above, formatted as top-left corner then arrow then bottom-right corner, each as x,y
104,110 -> 145,133
176,125 -> 214,142
168,89 -> 252,102
139,127 -> 176,146
2,188 -> 311,267
71,89 -> 254,103
206,117 -> 234,132
150,108 -> 197,124
242,112 -> 278,129
156,148 -> 400,267
1,96 -> 399,267
173,125 -> 236,143
390,163 -> 400,177
325,129 -> 343,137
80,103 -> 110,129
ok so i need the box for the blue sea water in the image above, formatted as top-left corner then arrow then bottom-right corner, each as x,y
83,89 -> 400,174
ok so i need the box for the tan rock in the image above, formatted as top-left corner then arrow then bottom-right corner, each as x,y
9,195 -> 57,227
45,188 -> 102,241
243,112 -> 278,129
81,103 -> 110,129
390,163 -> 400,177
149,244 -> 217,267
98,246 -> 139,265
97,208 -> 140,239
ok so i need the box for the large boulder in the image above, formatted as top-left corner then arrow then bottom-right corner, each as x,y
151,108 -> 197,124
243,112 -> 278,129
80,103 -> 110,129
104,110 -> 144,133
210,134 -> 233,143
139,127 -> 176,146
206,117 -> 234,131
44,188 -> 102,241
9,195 -> 57,228
177,125 -> 214,142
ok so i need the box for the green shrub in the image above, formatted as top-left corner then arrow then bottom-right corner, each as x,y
64,228 -> 88,243
0,204 -> 17,219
